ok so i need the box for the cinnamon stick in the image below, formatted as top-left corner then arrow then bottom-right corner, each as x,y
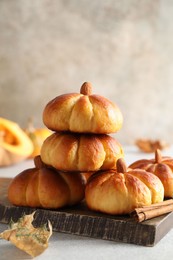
131,199 -> 173,222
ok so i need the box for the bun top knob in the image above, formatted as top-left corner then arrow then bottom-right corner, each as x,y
80,82 -> 92,96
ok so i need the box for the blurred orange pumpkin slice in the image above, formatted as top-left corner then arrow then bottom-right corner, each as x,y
0,117 -> 34,166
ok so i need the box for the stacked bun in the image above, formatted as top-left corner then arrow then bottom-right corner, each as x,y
41,82 -> 124,172
8,82 -> 124,210
8,156 -> 85,209
7,82 -> 165,215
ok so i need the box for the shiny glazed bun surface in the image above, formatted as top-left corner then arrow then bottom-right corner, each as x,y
40,132 -> 124,172
43,82 -> 123,134
8,156 -> 86,209
85,159 -> 164,215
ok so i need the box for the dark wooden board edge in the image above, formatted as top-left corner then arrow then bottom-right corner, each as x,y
154,212 -> 173,245
0,203 -> 156,246
0,178 -> 173,247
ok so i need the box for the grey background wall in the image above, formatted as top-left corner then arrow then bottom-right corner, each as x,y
0,0 -> 173,145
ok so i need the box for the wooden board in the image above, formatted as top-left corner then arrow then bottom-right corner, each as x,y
0,177 -> 173,247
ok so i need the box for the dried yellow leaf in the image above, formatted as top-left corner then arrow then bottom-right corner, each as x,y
0,211 -> 52,257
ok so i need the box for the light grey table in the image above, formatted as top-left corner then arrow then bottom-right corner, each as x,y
0,146 -> 173,260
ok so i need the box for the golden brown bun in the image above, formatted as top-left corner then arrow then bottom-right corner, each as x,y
40,132 -> 124,172
129,149 -> 173,198
8,156 -> 86,209
85,159 -> 164,215
43,82 -> 123,134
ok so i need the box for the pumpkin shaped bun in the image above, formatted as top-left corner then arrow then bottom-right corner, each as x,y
8,156 -> 86,209
40,132 -> 124,172
43,82 -> 123,134
129,149 -> 173,198
85,158 -> 164,215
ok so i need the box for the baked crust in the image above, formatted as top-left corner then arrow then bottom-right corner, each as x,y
129,150 -> 173,198
85,167 -> 164,215
42,83 -> 123,134
40,132 -> 124,172
8,156 -> 86,209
